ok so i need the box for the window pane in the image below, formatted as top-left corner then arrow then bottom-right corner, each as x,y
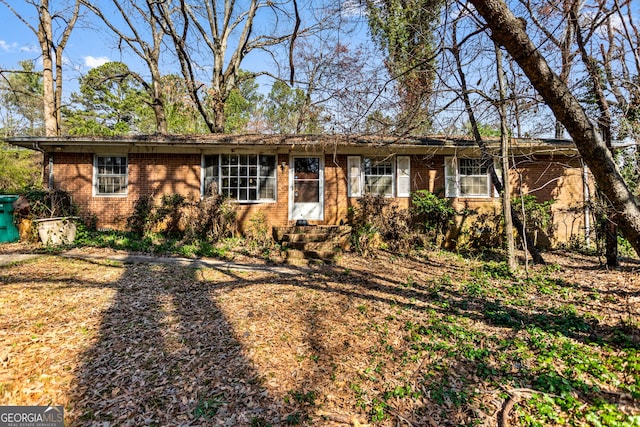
460,174 -> 490,196
214,154 -> 276,201
204,155 -> 219,195
259,177 -> 275,199
363,156 -> 393,197
204,177 -> 217,195
294,157 -> 319,179
456,159 -> 491,197
295,181 -> 319,203
260,155 -> 276,176
96,156 -> 127,195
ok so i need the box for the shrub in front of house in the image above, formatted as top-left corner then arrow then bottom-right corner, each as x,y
410,190 -> 457,247
126,192 -> 238,243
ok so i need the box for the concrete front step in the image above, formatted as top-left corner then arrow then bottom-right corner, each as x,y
282,233 -> 345,243
274,225 -> 352,263
273,225 -> 351,242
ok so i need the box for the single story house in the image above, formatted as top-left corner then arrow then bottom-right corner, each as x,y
5,134 -> 591,245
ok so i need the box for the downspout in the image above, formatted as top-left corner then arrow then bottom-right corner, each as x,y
49,155 -> 54,189
33,142 -> 52,189
582,159 -> 591,246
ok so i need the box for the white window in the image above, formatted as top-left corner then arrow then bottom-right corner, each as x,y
364,157 -> 394,196
445,157 -> 496,198
347,155 -> 410,197
203,154 -> 276,202
94,155 -> 127,196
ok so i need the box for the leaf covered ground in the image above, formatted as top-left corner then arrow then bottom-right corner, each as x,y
0,246 -> 639,426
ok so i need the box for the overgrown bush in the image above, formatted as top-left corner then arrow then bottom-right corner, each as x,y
19,189 -> 77,219
463,210 -> 503,250
244,211 -> 271,248
410,190 -> 456,245
348,194 -> 414,255
347,195 -> 389,255
127,192 -> 237,243
153,194 -> 187,237
127,195 -> 154,236
183,192 -> 237,242
512,195 -> 554,247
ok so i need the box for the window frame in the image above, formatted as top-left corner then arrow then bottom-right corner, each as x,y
347,155 -> 410,198
93,155 -> 128,197
444,156 -> 497,198
202,153 -> 277,203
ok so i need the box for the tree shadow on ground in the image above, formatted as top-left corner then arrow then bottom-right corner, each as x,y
69,262 -> 278,426
63,252 -> 638,426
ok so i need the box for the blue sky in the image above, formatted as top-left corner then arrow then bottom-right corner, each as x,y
0,1 -> 372,97
1,1 -> 124,86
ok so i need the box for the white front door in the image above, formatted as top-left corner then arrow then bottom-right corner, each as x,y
289,156 -> 323,221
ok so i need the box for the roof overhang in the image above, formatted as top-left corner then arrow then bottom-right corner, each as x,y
3,134 -> 580,157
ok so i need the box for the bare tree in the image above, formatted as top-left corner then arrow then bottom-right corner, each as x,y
82,0 -> 167,133
517,0 -> 581,139
495,43 -> 517,271
469,0 -> 640,258
154,0 -> 302,133
449,15 -> 545,264
0,0 -> 80,136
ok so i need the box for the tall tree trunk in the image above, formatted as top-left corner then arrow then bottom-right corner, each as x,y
1,0 -> 78,136
496,44 -> 517,271
469,0 -> 640,258
55,48 -> 63,133
451,21 -> 545,264
571,10 -> 619,267
85,0 -> 167,134
38,0 -> 57,136
212,93 -> 226,133
555,0 -> 578,139
155,0 -> 216,133
150,68 -> 167,133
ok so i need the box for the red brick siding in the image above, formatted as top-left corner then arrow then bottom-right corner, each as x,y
324,154 -> 349,224
53,153 -> 200,229
512,155 -> 586,243
449,155 -> 587,245
50,151 -> 587,244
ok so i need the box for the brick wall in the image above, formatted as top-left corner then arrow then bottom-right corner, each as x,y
449,155 -> 587,246
53,152 -> 200,229
513,155 -> 587,244
50,150 -> 588,245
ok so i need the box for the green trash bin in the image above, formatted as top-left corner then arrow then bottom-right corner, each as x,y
0,195 -> 20,243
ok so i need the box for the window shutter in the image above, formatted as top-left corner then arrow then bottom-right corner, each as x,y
492,157 -> 502,198
396,156 -> 410,197
444,157 -> 457,197
348,156 -> 361,197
